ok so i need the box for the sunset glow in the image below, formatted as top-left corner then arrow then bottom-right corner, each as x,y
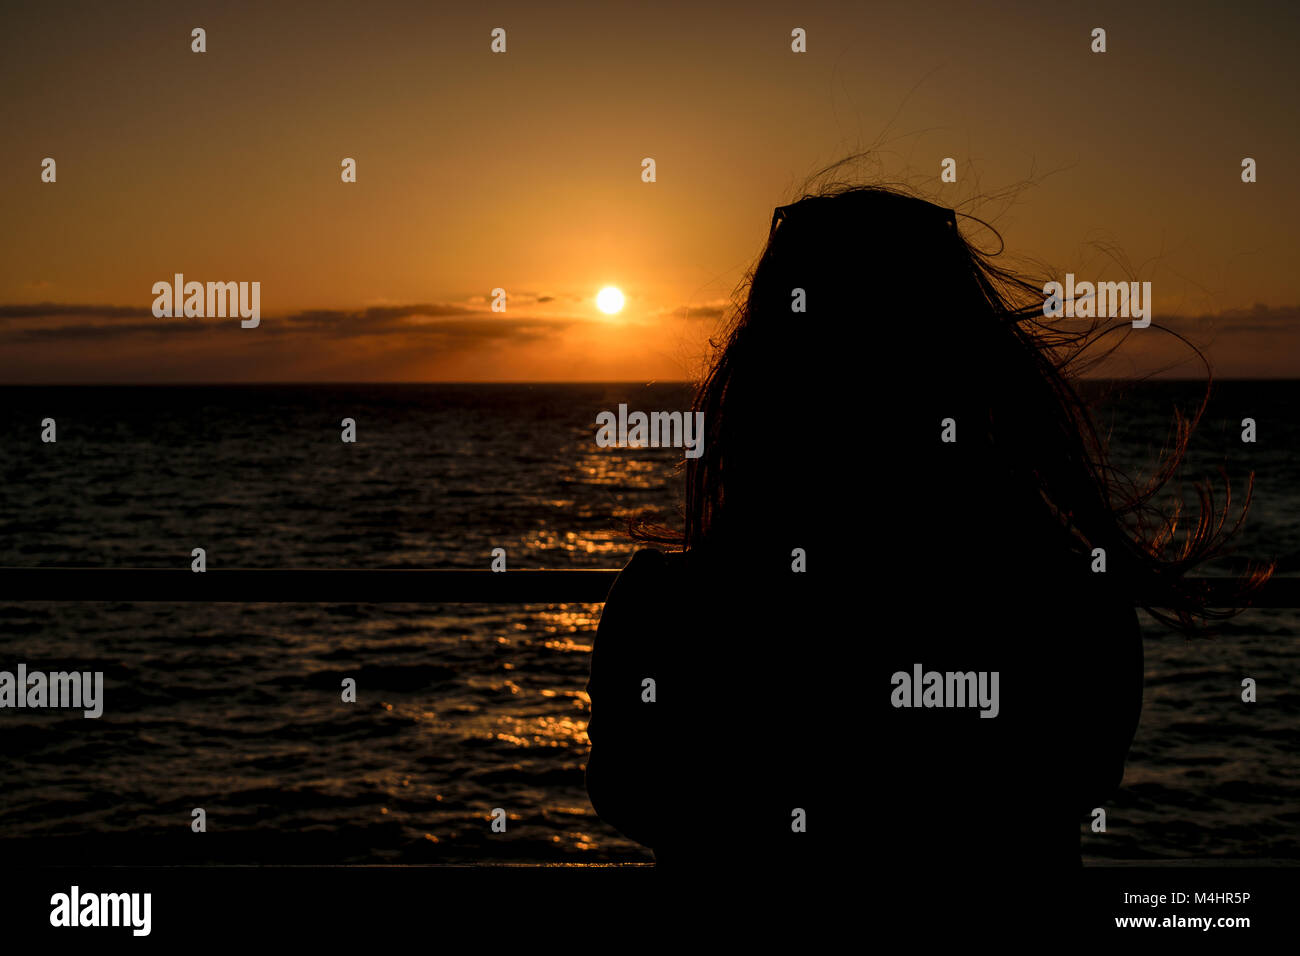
1,3 -> 1298,382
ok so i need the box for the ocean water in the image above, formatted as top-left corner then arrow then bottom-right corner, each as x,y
0,382 -> 1295,864
1079,380 -> 1300,863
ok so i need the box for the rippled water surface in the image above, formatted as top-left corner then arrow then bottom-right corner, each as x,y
0,382 -> 1295,862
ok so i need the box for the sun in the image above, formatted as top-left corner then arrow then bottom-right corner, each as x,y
596,286 -> 625,315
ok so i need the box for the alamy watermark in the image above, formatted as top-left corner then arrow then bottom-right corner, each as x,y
0,664 -> 103,718
50,886 -> 150,936
594,403 -> 705,459
1043,274 -> 1151,328
890,664 -> 1000,718
152,273 -> 260,327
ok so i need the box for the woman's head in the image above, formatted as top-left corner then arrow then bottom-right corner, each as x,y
635,183 -> 1270,631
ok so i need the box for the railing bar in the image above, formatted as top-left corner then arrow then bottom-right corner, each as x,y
0,568 -> 619,603
0,568 -> 1297,607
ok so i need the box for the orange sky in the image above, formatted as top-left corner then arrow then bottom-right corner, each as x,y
2,0 -> 1298,381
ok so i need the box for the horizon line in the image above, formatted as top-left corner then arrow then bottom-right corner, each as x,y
3,377 -> 1300,386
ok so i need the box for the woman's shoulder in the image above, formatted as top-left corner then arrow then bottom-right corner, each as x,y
619,547 -> 684,577
602,549 -> 707,621
602,548 -> 677,605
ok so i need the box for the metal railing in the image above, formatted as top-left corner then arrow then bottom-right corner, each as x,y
0,568 -> 618,602
0,569 -> 1296,606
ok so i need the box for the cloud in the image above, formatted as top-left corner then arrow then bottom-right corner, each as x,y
0,303 -> 148,321
13,321 -> 208,340
4,300 -> 1298,379
0,302 -> 580,348
1199,303 -> 1300,334
275,304 -> 481,337
462,291 -> 559,307
1079,304 -> 1300,378
662,302 -> 730,322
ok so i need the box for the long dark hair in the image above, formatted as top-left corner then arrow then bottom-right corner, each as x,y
632,181 -> 1272,633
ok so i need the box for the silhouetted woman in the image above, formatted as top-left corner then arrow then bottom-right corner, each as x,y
584,182 -> 1269,881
